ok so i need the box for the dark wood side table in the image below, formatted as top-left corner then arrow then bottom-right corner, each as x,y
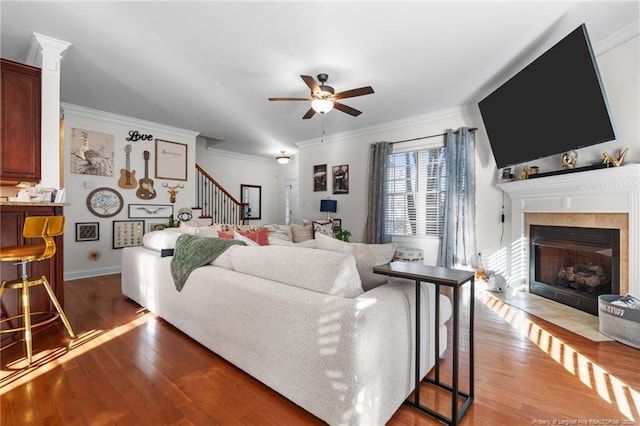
373,262 -> 475,426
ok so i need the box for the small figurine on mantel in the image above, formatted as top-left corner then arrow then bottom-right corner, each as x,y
519,166 -> 529,180
602,147 -> 629,167
561,150 -> 578,169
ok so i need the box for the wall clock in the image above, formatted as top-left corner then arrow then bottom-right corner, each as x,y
86,187 -> 124,218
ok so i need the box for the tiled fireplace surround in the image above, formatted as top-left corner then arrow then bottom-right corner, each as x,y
497,164 -> 640,300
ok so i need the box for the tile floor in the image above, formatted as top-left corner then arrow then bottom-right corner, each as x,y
484,287 -> 612,342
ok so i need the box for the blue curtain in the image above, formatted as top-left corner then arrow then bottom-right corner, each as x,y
440,128 -> 478,268
363,142 -> 392,244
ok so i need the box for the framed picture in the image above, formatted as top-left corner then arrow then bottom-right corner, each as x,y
332,218 -> 342,232
146,222 -> 167,232
155,139 -> 187,181
70,128 -> 115,176
313,164 -> 327,192
501,167 -> 513,181
332,165 -> 349,194
76,222 -> 99,242
128,204 -> 173,219
86,187 -> 124,218
113,220 -> 144,249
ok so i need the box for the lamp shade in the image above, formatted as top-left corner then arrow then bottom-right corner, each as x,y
311,98 -> 334,114
320,199 -> 337,214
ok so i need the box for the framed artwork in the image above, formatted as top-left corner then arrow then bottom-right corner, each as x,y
76,222 -> 99,242
501,167 -> 513,181
332,165 -> 349,194
332,218 -> 342,232
155,139 -> 187,181
313,164 -> 327,192
113,220 -> 145,249
70,127 -> 115,176
128,203 -> 173,219
86,187 -> 124,218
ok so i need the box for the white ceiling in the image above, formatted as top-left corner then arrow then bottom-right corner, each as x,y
1,1 -> 638,160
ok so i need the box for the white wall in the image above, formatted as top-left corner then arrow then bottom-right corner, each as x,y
490,35 -> 639,279
62,104 -> 199,280
195,138 -> 294,225
295,106 -> 504,266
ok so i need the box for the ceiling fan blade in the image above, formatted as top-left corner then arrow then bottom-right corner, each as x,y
268,97 -> 312,101
333,86 -> 375,100
302,107 -> 316,119
301,75 -> 320,95
333,102 -> 362,117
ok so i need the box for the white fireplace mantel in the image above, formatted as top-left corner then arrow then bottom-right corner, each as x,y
497,163 -> 640,296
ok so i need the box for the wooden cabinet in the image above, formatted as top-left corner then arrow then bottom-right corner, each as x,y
0,204 -> 64,348
1,58 -> 41,182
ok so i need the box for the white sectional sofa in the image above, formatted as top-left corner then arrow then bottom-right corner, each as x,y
121,231 -> 452,425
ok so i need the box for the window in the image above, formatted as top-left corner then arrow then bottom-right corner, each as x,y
385,138 -> 447,237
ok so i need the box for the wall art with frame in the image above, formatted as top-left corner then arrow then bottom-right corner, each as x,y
332,164 -> 349,194
128,204 -> 173,219
75,222 -> 99,242
313,164 -> 327,192
155,139 -> 187,181
113,220 -> 144,249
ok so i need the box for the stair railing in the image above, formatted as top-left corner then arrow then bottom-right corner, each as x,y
195,164 -> 247,225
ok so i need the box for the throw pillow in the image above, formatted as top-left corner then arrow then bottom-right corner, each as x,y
233,231 -> 259,246
291,223 -> 314,243
265,224 -> 293,245
313,221 -> 334,237
315,233 -> 397,291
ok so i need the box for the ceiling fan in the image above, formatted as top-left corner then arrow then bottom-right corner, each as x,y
268,74 -> 374,119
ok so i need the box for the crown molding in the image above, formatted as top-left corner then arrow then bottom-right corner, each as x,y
296,104 -> 479,149
61,103 -> 200,140
26,33 -> 72,67
204,146 -> 287,165
594,19 -> 639,56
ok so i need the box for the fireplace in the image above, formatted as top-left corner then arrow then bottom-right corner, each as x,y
530,225 -> 620,315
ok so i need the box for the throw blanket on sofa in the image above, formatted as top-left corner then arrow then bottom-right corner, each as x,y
170,234 -> 246,291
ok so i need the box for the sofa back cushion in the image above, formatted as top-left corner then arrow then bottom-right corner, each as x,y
315,233 -> 398,291
225,245 -> 363,298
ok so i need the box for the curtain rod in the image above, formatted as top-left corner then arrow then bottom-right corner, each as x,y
390,127 -> 477,144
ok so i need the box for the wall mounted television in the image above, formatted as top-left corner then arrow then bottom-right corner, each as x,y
479,23 -> 617,170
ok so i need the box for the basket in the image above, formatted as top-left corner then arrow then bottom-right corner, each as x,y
598,294 -> 640,349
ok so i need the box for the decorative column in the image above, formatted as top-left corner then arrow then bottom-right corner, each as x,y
26,32 -> 71,189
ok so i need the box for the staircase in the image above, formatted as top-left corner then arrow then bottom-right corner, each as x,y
194,164 -> 247,225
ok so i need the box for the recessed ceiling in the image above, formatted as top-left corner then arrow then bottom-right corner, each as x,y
1,1 -> 637,159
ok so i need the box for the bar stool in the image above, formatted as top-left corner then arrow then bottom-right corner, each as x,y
0,216 -> 75,365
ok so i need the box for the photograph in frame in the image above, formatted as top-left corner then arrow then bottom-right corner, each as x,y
75,222 -> 99,242
155,139 -> 187,181
113,220 -> 145,249
332,164 -> 349,194
313,164 -> 327,192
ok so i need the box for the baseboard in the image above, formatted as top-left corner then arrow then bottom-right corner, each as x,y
64,266 -> 121,281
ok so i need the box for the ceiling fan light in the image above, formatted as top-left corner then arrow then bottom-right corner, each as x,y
276,150 -> 290,164
311,98 -> 334,114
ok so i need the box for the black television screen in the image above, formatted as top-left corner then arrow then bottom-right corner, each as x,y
479,24 -> 616,169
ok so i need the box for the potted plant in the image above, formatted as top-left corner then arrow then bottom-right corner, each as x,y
335,229 -> 351,242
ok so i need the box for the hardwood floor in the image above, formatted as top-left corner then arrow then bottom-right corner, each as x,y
1,274 -> 638,425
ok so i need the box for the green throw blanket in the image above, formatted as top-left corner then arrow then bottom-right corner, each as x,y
170,234 -> 246,291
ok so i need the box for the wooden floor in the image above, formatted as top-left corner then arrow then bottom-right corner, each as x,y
1,274 -> 639,425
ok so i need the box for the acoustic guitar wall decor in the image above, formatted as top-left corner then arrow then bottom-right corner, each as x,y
136,150 -> 156,199
118,144 -> 137,189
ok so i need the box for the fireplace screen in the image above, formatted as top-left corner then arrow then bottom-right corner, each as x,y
530,225 -> 620,315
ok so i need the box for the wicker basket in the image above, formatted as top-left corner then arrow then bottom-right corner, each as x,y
598,294 -> 640,349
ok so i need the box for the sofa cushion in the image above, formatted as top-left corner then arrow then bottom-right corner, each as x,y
226,245 -> 363,298
142,229 -> 182,251
315,233 -> 398,291
265,224 -> 293,245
